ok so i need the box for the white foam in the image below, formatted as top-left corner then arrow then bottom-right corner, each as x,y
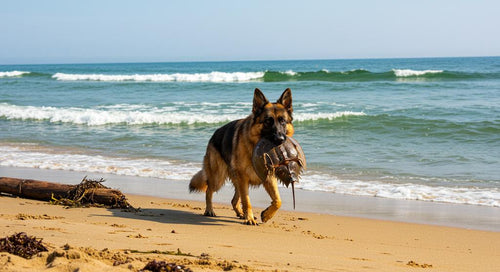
0,145 -> 199,181
281,70 -> 297,76
0,103 -> 366,126
1,144 -> 498,207
393,69 -> 443,77
52,71 -> 265,82
294,111 -> 366,122
0,71 -> 30,77
341,69 -> 368,74
0,103 -> 242,126
298,172 -> 500,207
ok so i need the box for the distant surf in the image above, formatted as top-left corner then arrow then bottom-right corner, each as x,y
52,71 -> 265,82
0,71 -> 31,77
43,69 -> 499,82
2,69 -> 494,82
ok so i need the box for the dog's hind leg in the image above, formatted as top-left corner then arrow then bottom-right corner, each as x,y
201,146 -> 228,217
231,190 -> 243,218
261,177 -> 282,223
204,188 -> 216,217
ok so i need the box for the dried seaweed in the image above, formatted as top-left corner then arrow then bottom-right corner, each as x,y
141,259 -> 193,272
0,232 -> 48,259
129,248 -> 193,257
50,176 -> 135,210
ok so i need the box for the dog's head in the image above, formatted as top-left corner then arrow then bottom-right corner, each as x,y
252,88 -> 294,145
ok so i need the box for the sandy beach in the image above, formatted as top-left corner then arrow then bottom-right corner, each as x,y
1,170 -> 500,271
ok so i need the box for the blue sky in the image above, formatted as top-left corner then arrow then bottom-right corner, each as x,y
1,0 -> 499,64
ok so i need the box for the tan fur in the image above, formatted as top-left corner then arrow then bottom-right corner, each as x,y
189,88 -> 294,225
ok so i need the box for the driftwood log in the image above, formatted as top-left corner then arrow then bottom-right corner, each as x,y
0,177 -> 131,208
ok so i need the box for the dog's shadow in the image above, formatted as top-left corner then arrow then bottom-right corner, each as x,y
93,207 -> 240,226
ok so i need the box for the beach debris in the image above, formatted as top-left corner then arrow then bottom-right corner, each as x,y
141,259 -> 193,272
252,136 -> 306,209
0,176 -> 135,210
15,213 -> 64,220
0,232 -> 48,259
51,176 -> 134,209
407,260 -> 433,268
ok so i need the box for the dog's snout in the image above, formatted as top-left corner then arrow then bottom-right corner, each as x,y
275,133 -> 286,144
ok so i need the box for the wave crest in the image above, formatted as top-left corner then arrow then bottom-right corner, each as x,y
0,103 -> 363,126
392,69 -> 444,77
52,71 -> 265,82
4,69 -> 496,82
0,103 -> 240,125
295,111 -> 366,122
0,71 -> 31,77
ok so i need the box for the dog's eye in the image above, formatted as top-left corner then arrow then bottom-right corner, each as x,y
278,117 -> 285,124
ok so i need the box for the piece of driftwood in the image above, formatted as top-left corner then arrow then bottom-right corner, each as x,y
0,177 -> 132,209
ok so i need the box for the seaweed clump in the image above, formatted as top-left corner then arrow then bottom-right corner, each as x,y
0,232 -> 48,259
51,176 -> 135,210
141,259 -> 193,272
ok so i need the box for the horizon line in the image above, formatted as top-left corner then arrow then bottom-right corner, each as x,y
1,55 -> 499,66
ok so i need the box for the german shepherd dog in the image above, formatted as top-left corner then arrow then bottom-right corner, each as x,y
189,88 -> 294,225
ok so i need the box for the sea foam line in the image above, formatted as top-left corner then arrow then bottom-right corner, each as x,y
1,144 -> 498,207
299,172 -> 500,207
294,111 -> 366,122
392,69 -> 443,77
0,103 -> 240,125
52,71 -> 265,82
0,103 -> 365,126
0,145 -> 198,181
0,71 -> 31,77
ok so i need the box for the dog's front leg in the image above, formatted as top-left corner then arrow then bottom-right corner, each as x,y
261,177 -> 282,223
236,179 -> 258,225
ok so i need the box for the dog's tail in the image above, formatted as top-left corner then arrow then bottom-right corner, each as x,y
189,169 -> 208,193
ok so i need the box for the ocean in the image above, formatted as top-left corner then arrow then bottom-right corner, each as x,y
1,57 -> 499,208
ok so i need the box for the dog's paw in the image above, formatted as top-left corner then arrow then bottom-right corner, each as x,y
261,209 -> 269,223
243,214 -> 259,225
235,210 -> 244,219
203,210 -> 216,217
244,218 -> 259,226
261,207 -> 277,223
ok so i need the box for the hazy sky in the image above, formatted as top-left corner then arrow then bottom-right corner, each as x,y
2,0 -> 499,64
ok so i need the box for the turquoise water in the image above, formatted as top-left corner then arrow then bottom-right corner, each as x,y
1,57 -> 499,207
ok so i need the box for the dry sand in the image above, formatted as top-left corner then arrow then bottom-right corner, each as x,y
1,193 -> 499,271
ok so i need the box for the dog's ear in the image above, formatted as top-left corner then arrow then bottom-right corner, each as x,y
253,88 -> 269,115
277,88 -> 293,114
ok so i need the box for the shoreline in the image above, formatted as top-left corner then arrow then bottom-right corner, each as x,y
1,179 -> 499,271
1,166 -> 498,232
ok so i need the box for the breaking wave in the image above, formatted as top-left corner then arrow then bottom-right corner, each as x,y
0,71 -> 31,77
3,69 -> 495,82
392,69 -> 443,77
0,103 -> 365,126
52,71 -> 265,82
